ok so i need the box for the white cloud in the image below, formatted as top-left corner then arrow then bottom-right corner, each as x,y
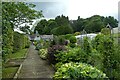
30,0 -> 119,20
63,0 -> 119,20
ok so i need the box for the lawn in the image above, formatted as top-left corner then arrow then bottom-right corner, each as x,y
2,49 -> 28,78
6,49 -> 28,59
2,67 -> 19,78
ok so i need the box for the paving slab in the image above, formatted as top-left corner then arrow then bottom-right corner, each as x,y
18,45 -> 55,78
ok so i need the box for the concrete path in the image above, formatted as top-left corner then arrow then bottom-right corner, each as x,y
18,45 -> 55,78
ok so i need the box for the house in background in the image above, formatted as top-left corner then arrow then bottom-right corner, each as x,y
28,31 -> 53,41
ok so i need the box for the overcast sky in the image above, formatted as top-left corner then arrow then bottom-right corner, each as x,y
28,0 -> 120,20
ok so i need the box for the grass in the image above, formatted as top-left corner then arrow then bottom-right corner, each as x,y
2,67 -> 19,78
6,49 -> 28,59
2,49 -> 28,78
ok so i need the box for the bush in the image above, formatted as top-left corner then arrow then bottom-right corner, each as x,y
69,43 -> 76,48
101,28 -> 110,35
35,43 -> 42,50
55,47 -> 87,64
54,62 -> 108,79
69,36 -> 77,43
82,37 -> 92,54
50,36 -> 59,46
47,45 -> 66,64
58,35 -> 66,45
93,34 -> 120,78
74,32 -> 80,36
39,49 -> 48,59
13,32 -> 26,52
64,34 -> 73,40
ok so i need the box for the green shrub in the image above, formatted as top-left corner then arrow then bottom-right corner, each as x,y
55,47 -> 87,63
74,32 -> 80,36
58,35 -> 66,45
64,34 -> 73,40
82,37 -> 92,54
47,45 -> 66,64
69,36 -> 77,43
39,49 -> 48,60
54,62 -> 108,79
13,32 -> 30,52
69,43 -> 76,48
93,34 -> 120,78
101,28 -> 110,35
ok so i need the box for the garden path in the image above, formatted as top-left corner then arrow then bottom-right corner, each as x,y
18,44 -> 55,78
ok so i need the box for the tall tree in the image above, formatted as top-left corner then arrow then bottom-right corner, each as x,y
34,19 -> 48,34
104,16 -> 118,28
2,2 -> 43,61
55,15 -> 69,26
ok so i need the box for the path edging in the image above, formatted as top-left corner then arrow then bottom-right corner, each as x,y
13,64 -> 23,79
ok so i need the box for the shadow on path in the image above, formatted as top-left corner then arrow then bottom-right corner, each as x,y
18,45 -> 55,78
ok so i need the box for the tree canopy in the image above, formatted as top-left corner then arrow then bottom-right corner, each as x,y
2,2 -> 43,61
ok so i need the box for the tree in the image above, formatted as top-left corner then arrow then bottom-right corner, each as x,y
51,25 -> 73,35
52,15 -> 73,35
55,15 -> 69,26
84,15 -> 105,33
104,16 -> 118,28
2,2 -> 43,28
48,20 -> 58,30
34,19 -> 48,34
70,15 -> 118,33
2,2 -> 43,61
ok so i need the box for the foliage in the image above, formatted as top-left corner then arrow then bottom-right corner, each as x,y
6,49 -> 27,59
47,45 -> 66,64
101,28 -> 110,35
35,40 -> 51,50
51,25 -> 73,35
69,36 -> 77,43
35,15 -> 73,35
104,16 -> 118,28
2,22 -> 14,55
2,2 -> 43,28
69,43 -> 76,48
39,49 -> 48,60
13,32 -> 30,52
64,34 -> 73,40
2,67 -> 19,78
84,15 -> 105,33
82,37 -> 92,54
54,62 -> 108,79
34,19 -> 48,34
70,15 -> 118,33
74,32 -> 80,36
55,15 -> 69,26
70,16 -> 84,32
2,2 -> 41,61
55,47 -> 87,63
93,34 -> 119,78
57,35 -> 66,45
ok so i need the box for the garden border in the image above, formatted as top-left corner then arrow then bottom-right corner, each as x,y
13,64 -> 22,79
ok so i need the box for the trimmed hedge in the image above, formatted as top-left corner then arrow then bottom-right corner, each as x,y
13,32 -> 30,52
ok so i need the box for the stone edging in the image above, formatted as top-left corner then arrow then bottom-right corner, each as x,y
24,48 -> 30,59
13,64 -> 22,79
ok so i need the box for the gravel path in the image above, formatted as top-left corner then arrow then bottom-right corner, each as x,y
18,45 -> 55,78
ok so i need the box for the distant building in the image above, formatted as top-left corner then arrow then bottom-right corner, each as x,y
75,33 -> 97,40
28,31 -> 53,41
